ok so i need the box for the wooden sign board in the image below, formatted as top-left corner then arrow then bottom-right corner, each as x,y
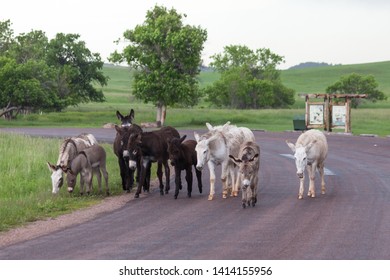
301,94 -> 366,133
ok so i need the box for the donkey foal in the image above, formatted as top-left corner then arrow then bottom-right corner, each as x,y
65,145 -> 109,195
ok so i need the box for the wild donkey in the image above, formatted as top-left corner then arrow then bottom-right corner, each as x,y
127,126 -> 180,198
47,133 -> 98,194
113,109 -> 143,192
64,145 -> 109,195
168,135 -> 202,199
286,129 -> 328,199
229,141 -> 260,208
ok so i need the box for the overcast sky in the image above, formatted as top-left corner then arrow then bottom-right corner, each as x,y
3,0 -> 390,69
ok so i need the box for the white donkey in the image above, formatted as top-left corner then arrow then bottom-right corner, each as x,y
286,129 -> 328,199
195,122 -> 255,200
205,122 -> 255,197
47,133 -> 98,194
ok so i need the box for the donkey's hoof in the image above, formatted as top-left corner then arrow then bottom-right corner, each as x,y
242,203 -> 246,209
222,194 -> 228,199
298,195 -> 303,199
134,193 -> 140,198
232,191 -> 239,197
208,195 -> 214,201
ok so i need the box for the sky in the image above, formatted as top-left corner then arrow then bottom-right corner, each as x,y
2,0 -> 390,69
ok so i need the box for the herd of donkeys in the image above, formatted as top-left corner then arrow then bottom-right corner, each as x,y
47,109 -> 328,208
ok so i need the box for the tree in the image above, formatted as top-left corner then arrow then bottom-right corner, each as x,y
205,45 -> 295,109
46,33 -> 107,109
110,5 -> 207,126
326,73 -> 387,108
0,20 -> 108,117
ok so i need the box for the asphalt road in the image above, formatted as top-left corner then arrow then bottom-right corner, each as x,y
0,127 -> 389,259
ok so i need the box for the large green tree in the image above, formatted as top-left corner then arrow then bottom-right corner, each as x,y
205,45 -> 295,109
0,20 -> 107,118
110,5 -> 207,126
326,73 -> 386,108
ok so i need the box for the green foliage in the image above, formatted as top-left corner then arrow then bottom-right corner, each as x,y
205,45 -> 295,109
326,73 -> 387,108
110,5 -> 207,108
0,20 -> 108,117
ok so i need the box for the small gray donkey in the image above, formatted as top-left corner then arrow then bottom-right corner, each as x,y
64,144 -> 109,195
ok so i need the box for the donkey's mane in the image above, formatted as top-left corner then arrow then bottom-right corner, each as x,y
59,138 -> 78,155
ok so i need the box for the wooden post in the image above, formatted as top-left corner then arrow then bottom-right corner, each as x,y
345,98 -> 351,133
324,94 -> 330,132
305,95 -> 309,128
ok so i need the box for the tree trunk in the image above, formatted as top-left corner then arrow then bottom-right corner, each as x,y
156,103 -> 166,127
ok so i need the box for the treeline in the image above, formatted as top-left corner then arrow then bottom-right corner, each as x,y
0,20 -> 107,119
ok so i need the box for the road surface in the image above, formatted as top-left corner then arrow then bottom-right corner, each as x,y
0,127 -> 389,259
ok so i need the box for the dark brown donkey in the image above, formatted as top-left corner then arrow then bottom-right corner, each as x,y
168,135 -> 203,199
127,126 -> 180,198
113,123 -> 143,192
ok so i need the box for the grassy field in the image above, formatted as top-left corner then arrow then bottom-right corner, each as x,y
0,132 -> 125,231
1,61 -> 389,231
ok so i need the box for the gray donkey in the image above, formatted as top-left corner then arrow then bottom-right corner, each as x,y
64,145 -> 109,195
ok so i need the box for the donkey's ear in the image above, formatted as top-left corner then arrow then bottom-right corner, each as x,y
206,123 -> 213,131
286,140 -> 296,153
249,154 -> 259,162
229,155 -> 241,164
194,132 -> 200,142
116,111 -> 124,120
180,135 -> 187,143
129,109 -> 135,121
47,162 -> 57,172
114,125 -> 122,134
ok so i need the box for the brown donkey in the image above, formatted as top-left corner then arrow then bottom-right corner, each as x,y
64,145 -> 109,195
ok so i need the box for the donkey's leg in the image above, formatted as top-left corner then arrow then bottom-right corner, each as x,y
318,162 -> 326,195
118,158 -> 128,192
241,186 -> 247,208
79,173 -> 85,195
157,161 -> 164,195
93,167 -> 102,193
298,173 -> 305,200
174,166 -> 182,199
143,161 -> 151,192
101,165 -> 109,195
207,161 -> 216,200
221,162 -> 230,199
307,163 -> 317,198
232,166 -> 240,197
195,165 -> 203,194
84,170 -> 93,195
185,166 -> 193,198
135,158 -> 148,198
163,160 -> 170,194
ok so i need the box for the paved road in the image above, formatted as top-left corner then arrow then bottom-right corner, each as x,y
0,127 -> 389,259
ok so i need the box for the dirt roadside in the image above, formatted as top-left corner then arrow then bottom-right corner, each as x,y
0,192 -> 141,248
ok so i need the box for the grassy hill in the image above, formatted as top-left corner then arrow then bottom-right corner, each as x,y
280,61 -> 390,108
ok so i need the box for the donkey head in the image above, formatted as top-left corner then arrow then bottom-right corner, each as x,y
229,154 -> 259,188
47,162 -> 64,194
286,140 -> 317,178
168,135 -> 186,166
116,109 -> 135,127
127,132 -> 143,170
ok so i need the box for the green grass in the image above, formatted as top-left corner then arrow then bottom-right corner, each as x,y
281,61 -> 390,108
0,132 -> 124,232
